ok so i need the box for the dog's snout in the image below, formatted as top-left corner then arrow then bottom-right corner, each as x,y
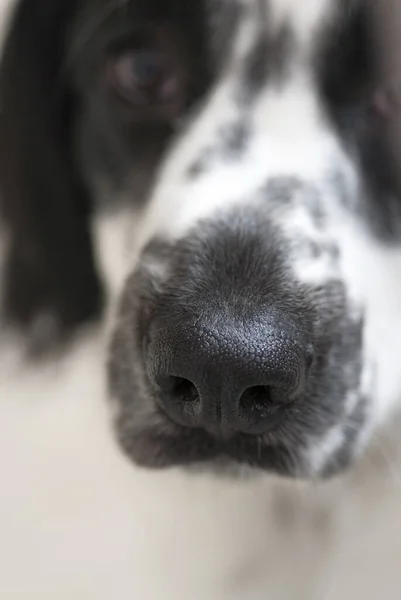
147,316 -> 311,436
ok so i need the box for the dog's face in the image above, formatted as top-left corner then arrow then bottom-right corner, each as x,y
2,0 -> 401,478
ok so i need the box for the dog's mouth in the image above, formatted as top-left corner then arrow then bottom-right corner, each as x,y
115,405 -> 307,476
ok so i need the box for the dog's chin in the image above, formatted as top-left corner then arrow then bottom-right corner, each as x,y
113,408 -> 355,479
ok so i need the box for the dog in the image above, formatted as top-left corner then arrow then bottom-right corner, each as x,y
1,0 -> 401,598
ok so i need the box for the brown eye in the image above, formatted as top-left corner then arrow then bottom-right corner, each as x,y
105,32 -> 187,120
110,51 -> 167,102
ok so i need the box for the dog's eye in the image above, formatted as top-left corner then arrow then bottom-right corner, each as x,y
109,51 -> 169,102
105,30 -> 187,121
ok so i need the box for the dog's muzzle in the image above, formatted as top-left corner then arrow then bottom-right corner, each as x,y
109,193 -> 364,476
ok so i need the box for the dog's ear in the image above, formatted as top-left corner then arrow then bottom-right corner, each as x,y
362,1 -> 401,212
0,0 -> 103,348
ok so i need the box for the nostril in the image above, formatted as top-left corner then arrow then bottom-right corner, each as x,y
160,376 -> 199,403
238,385 -> 289,434
156,375 -> 202,429
239,385 -> 273,413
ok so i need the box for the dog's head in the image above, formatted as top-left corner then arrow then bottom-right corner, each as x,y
2,0 -> 401,478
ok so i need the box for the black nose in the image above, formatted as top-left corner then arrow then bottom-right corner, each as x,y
147,317 -> 312,436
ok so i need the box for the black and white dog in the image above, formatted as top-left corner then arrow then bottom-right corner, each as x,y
1,0 -> 401,597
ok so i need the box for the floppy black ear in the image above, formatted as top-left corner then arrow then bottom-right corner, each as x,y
344,0 -> 401,241
366,0 -> 401,197
0,0 -> 103,344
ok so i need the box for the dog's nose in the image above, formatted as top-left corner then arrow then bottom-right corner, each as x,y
147,318 -> 312,436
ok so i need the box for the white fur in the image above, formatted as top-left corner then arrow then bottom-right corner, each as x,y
133,81 -> 340,254
129,4 -> 347,257
268,0 -> 335,43
336,216 -> 401,428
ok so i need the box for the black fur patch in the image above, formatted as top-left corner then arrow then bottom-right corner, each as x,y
241,25 -> 295,99
317,0 -> 401,241
187,119 -> 251,179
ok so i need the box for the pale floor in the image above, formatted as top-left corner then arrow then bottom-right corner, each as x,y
0,328 -> 401,600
